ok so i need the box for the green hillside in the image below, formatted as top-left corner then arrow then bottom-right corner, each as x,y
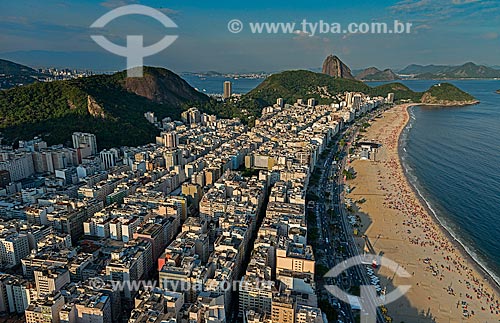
421,83 -> 477,104
226,71 -> 477,115
239,70 -> 422,108
0,67 -> 209,149
0,58 -> 48,89
245,70 -> 370,106
369,83 -> 421,102
0,67 -> 478,149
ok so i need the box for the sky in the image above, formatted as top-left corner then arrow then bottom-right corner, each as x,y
1,0 -> 499,73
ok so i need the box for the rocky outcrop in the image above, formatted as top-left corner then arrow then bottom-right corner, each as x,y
67,99 -> 77,110
122,67 -> 209,107
87,95 -> 105,118
420,92 -> 479,106
322,55 -> 355,79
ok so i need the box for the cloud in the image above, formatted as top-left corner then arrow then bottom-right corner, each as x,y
158,8 -> 179,15
291,30 -> 331,44
482,32 -> 499,40
388,0 -> 500,25
390,0 -> 432,13
1,16 -> 29,25
99,1 -> 179,16
414,24 -> 432,31
451,0 -> 479,4
293,30 -> 311,37
100,0 -> 137,8
390,0 -> 491,14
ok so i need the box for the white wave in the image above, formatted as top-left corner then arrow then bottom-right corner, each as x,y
400,112 -> 500,288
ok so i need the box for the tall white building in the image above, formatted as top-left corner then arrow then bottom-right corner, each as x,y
346,92 -> 354,107
74,294 -> 112,323
0,232 -> 30,267
3,276 -> 34,314
34,267 -> 71,296
181,107 -> 201,125
99,149 -> 118,170
25,292 -> 65,323
352,94 -> 362,109
223,81 -> 232,99
238,276 -> 276,316
296,305 -> 326,323
0,152 -> 35,182
72,132 -> 98,157
157,131 -> 179,148
387,92 -> 395,104
164,149 -> 182,169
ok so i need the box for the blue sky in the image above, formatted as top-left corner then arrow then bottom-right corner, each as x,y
1,0 -> 499,72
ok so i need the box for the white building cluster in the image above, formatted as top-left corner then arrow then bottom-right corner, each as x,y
0,90 -> 387,323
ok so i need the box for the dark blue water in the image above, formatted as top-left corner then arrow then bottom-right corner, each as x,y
181,75 -> 264,95
372,80 -> 500,284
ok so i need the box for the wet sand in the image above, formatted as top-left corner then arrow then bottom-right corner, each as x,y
347,104 -> 500,322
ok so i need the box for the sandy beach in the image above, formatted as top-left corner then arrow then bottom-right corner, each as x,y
346,104 -> 500,322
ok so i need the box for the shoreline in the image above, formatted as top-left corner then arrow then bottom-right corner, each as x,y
417,100 -> 480,107
398,104 -> 500,295
347,103 -> 500,321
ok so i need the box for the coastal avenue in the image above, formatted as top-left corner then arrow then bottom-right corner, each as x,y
313,107 -> 388,323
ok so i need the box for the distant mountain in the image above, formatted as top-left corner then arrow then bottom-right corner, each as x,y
356,67 -> 401,81
322,55 -> 355,79
400,62 -> 500,79
238,70 -> 475,108
355,67 -> 381,80
0,67 -> 209,148
399,64 -> 450,75
0,59 -> 48,89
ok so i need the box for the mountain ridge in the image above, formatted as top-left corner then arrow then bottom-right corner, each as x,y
356,67 -> 401,81
0,58 -> 49,89
399,62 -> 500,79
0,66 -> 209,149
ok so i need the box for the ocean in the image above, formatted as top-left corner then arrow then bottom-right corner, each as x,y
184,75 -> 500,283
181,75 -> 264,95
372,80 -> 500,285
